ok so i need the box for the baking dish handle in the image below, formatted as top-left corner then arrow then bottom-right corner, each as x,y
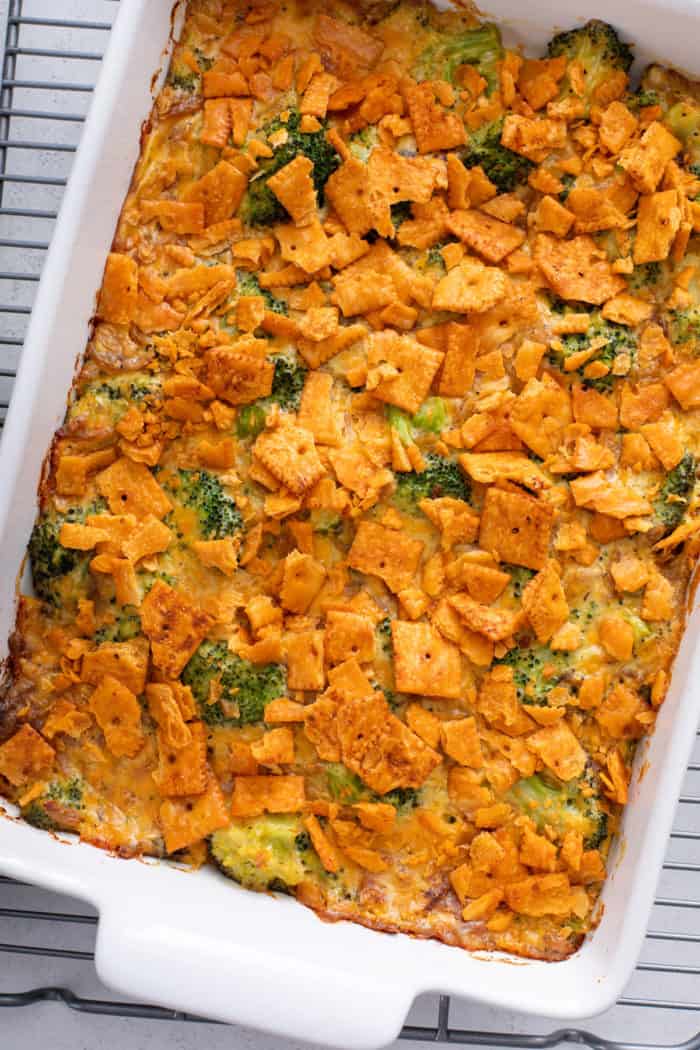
95,904 -> 414,1049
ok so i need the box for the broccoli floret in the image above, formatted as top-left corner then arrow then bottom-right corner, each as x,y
67,373 -> 161,429
327,763 -> 365,804
168,69 -> 199,92
23,777 -> 84,831
382,786 -> 420,810
23,802 -> 57,831
240,109 -> 340,227
326,763 -> 422,810
665,99 -> 700,167
462,119 -> 534,193
28,501 -> 105,607
426,245 -> 448,273
668,306 -> 700,351
548,313 -> 636,392
546,20 -> 633,112
627,261 -> 662,292
393,453 -> 471,512
235,353 -> 306,439
509,771 -> 609,849
387,398 -> 449,443
210,814 -> 321,891
47,777 -> 83,809
558,173 -> 576,202
164,469 -> 242,540
236,270 -> 287,316
496,643 -> 570,705
376,617 -> 393,656
94,606 -> 142,644
239,178 -> 283,228
269,354 -> 306,411
412,397 -> 449,434
348,125 -> 380,162
655,452 -> 697,530
625,88 -> 660,113
391,201 -> 412,230
310,509 -> 343,536
182,640 -> 286,725
505,565 -> 536,599
415,23 -> 503,93
193,47 -> 213,72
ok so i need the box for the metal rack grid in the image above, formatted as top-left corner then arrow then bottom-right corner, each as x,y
4,3 -> 700,1047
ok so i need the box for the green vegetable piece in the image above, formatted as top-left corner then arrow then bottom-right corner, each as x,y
462,118 -> 534,193
547,312 -> 636,392
509,771 -> 609,849
415,23 -> 504,93
28,500 -> 106,607
655,451 -> 697,530
546,20 -> 633,112
668,306 -> 700,351
236,403 -> 267,439
412,397 -> 448,434
182,639 -> 286,725
496,643 -> 568,705
326,763 -> 366,804
240,108 -> 340,227
94,606 -> 142,644
210,814 -> 318,892
168,469 -> 243,540
393,453 -> 471,512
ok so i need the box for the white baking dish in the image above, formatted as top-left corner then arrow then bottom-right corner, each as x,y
1,0 -> 700,1046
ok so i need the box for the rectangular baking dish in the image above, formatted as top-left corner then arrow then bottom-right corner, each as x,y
1,1 -> 700,1046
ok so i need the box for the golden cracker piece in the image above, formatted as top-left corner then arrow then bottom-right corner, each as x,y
182,160 -> 247,225
392,620 -> 462,699
140,580 -> 213,679
160,775 -> 229,853
432,258 -> 507,314
324,156 -> 393,238
633,190 -> 682,264
253,420 -> 326,495
324,610 -> 375,665
366,330 -> 443,414
280,550 -> 327,613
267,154 -> 317,225
0,725 -> 54,787
297,371 -> 342,446
534,233 -> 626,304
403,80 -> 466,154
336,690 -> 441,793
81,638 -> 149,696
441,717 -> 484,768
521,560 -> 569,643
230,774 -> 306,818
155,722 -> 208,798
348,519 -> 423,593
619,120 -> 681,194
89,675 -> 144,759
367,147 -> 441,203
459,452 -> 551,492
286,629 -> 325,691
479,486 -> 554,570
276,218 -> 332,273
447,209 -> 525,263
96,457 -> 172,520
449,592 -> 522,643
527,721 -> 587,781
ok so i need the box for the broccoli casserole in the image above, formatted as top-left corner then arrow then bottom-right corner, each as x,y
1,0 -> 699,963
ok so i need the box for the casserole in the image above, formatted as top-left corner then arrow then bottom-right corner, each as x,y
1,0 -> 700,1045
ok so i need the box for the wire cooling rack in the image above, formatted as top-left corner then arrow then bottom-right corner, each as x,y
5,3 -> 700,1047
